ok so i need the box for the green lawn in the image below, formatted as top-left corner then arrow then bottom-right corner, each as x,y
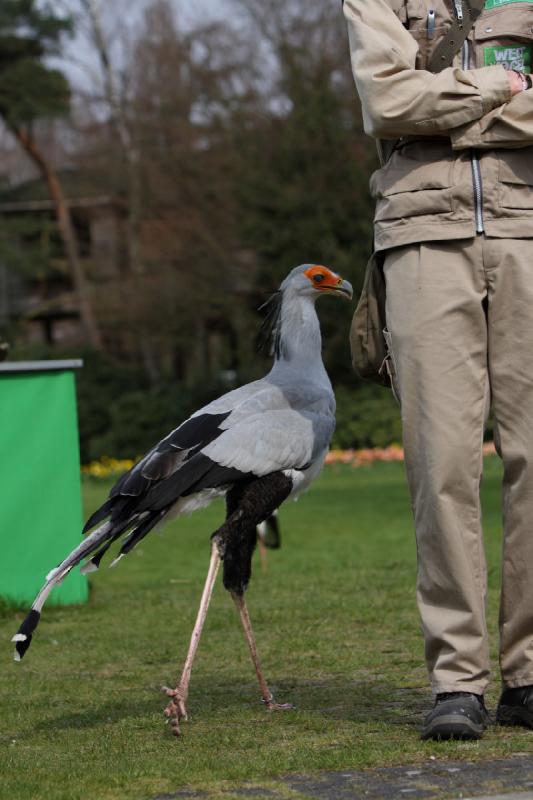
1,459 -> 531,800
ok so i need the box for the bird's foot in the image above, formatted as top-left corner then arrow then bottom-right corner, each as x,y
162,686 -> 188,736
262,695 -> 295,712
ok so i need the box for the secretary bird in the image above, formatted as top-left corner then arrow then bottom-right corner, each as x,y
12,264 -> 352,735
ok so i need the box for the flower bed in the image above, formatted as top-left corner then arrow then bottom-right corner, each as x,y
326,441 -> 496,467
83,442 -> 498,479
82,456 -> 136,480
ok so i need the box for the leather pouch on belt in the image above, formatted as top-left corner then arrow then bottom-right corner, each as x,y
349,250 -> 390,387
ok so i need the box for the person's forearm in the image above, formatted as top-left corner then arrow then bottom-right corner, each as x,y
450,75 -> 533,150
344,0 -> 511,139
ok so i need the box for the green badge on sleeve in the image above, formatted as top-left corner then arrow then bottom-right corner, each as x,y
484,44 -> 533,72
485,0 -> 533,8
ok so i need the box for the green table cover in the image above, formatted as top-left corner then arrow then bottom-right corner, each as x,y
0,362 -> 87,606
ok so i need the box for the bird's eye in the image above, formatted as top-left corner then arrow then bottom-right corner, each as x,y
313,274 -> 325,283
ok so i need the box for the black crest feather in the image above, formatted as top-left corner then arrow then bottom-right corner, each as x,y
257,291 -> 284,359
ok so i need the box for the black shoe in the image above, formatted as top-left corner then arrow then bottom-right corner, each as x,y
497,685 -> 533,728
421,692 -> 489,740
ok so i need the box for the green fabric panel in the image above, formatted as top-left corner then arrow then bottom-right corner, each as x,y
485,0 -> 533,8
0,371 -> 87,606
484,44 -> 533,72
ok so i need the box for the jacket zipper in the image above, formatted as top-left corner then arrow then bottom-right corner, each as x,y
471,150 -> 484,234
454,0 -> 464,20
462,39 -> 485,234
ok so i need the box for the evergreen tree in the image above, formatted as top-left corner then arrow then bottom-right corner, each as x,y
0,0 -> 101,347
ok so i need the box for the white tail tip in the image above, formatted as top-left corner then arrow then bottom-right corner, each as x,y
13,651 -> 21,662
11,633 -> 27,643
109,554 -> 124,569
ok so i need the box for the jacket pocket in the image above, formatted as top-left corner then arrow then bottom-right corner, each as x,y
370,146 -> 454,222
475,6 -> 533,72
388,0 -> 408,24
475,5 -> 533,43
410,26 -> 449,70
389,1 -> 425,26
405,0 -> 424,21
499,151 -> 533,210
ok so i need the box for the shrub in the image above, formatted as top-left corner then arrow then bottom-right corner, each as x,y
86,377 -> 231,461
332,383 -> 402,450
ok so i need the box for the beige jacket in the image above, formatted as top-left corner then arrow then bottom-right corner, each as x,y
344,0 -> 533,250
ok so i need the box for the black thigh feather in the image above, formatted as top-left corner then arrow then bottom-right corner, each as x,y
213,472 -> 293,595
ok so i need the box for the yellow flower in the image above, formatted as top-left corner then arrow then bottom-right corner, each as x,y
81,456 -> 137,480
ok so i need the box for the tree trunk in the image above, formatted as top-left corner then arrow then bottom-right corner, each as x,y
12,126 -> 102,349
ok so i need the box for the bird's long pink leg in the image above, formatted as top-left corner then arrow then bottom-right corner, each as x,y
258,537 -> 268,573
231,592 -> 294,711
163,542 -> 221,735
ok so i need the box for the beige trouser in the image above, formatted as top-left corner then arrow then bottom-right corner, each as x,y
384,236 -> 533,696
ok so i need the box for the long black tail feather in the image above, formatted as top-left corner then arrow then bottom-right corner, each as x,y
83,542 -> 112,572
12,506 -> 171,660
13,609 -> 40,661
12,520 -> 115,660
119,511 -> 165,557
80,517 -> 140,574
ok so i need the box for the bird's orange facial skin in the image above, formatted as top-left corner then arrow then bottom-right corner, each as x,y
304,265 -> 343,291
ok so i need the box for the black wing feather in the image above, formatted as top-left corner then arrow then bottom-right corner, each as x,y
135,453 -> 249,514
83,411 -> 243,538
158,412 -> 230,452
83,498 -> 114,534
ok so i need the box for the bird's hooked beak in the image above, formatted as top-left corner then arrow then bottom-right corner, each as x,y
304,265 -> 353,299
333,278 -> 353,299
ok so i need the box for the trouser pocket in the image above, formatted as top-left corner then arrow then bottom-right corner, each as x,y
382,328 -> 401,405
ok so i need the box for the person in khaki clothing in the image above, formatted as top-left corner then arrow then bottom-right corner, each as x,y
343,0 -> 533,739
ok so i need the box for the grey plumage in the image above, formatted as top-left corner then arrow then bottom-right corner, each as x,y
12,264 -> 352,666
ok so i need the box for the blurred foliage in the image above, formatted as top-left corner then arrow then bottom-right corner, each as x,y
0,60 -> 69,125
0,214 -> 61,279
86,377 -> 232,461
2,0 -> 392,458
333,384 -> 403,450
232,0 -> 376,385
0,1 -> 71,125
84,368 -> 405,460
13,340 -> 403,459
93,379 -> 404,461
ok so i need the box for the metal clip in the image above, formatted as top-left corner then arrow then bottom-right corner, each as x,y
427,9 -> 436,38
453,0 -> 464,20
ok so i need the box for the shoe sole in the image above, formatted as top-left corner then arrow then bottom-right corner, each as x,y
421,714 -> 486,741
497,705 -> 533,729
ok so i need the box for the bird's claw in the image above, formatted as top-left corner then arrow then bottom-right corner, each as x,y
161,686 -> 188,735
262,696 -> 295,712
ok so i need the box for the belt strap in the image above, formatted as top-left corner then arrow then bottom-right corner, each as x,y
428,0 -> 486,73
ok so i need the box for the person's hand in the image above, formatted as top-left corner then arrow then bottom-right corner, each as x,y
507,70 -> 528,96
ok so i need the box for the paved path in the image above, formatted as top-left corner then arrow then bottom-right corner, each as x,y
154,755 -> 533,800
